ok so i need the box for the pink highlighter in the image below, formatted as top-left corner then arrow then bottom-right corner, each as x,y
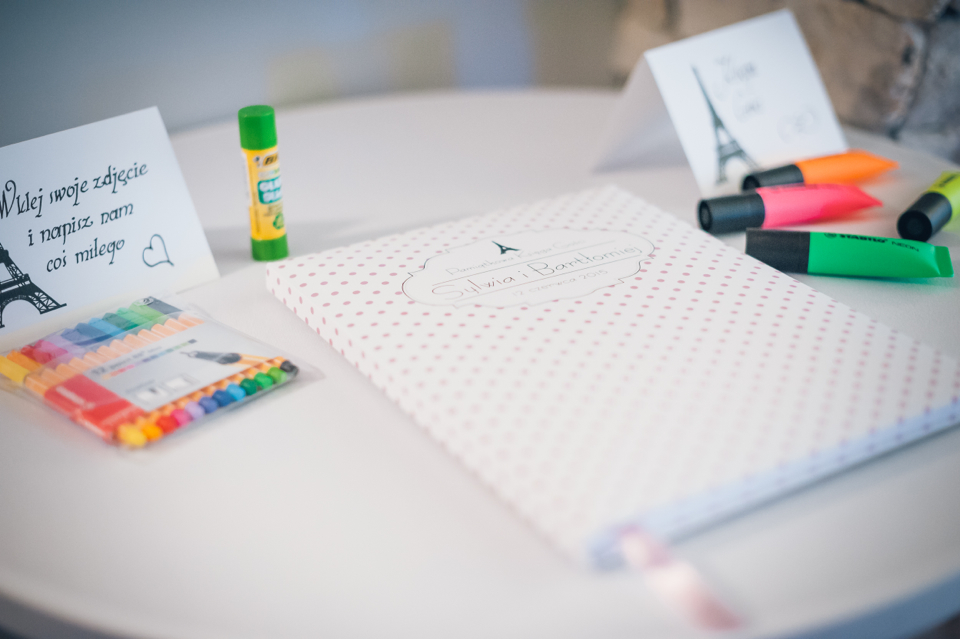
697,184 -> 882,234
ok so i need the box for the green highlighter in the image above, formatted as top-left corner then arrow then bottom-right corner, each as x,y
746,230 -> 954,279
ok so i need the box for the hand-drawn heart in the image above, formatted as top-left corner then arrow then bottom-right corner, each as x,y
142,234 -> 173,267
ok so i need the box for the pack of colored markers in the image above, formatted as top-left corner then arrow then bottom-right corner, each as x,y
0,296 -> 301,448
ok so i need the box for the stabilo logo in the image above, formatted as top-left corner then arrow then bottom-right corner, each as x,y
935,172 -> 958,188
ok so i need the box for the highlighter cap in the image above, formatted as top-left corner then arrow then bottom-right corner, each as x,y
698,192 -> 765,234
741,164 -> 804,190
745,229 -> 810,273
897,192 -> 953,242
238,105 -> 278,150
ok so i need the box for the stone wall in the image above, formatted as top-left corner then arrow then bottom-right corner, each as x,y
610,0 -> 960,163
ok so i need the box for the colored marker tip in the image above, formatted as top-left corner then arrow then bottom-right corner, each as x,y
848,185 -> 883,209
794,150 -> 899,185
817,184 -> 882,217
847,149 -> 899,171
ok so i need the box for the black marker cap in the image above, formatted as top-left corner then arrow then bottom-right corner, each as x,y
745,229 -> 810,273
698,192 -> 765,234
741,164 -> 805,190
279,360 -> 299,375
897,192 -> 953,242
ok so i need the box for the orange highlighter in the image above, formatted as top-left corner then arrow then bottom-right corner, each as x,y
741,150 -> 897,190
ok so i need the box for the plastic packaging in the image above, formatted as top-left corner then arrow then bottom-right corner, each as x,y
0,296 -> 307,448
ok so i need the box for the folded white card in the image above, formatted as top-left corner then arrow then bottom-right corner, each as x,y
0,108 -> 218,348
268,186 -> 959,568
596,10 -> 847,197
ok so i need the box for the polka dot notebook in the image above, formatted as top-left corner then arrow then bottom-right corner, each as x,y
267,186 -> 960,569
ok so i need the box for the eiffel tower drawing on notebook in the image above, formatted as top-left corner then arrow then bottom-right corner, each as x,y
0,241 -> 65,328
692,66 -> 758,185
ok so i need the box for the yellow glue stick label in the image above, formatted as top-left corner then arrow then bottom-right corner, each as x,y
242,146 -> 286,241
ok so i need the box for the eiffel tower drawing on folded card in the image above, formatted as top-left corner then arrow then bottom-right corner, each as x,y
692,66 -> 758,185
0,241 -> 65,329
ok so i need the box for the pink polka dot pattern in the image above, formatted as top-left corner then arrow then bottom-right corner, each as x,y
267,186 -> 960,564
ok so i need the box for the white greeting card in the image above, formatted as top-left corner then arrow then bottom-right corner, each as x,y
267,187 -> 959,569
0,108 -> 218,346
595,10 -> 847,196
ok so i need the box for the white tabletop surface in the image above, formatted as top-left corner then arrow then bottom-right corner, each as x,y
1,90 -> 959,639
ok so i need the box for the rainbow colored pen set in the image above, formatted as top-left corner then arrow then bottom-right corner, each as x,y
0,297 -> 301,448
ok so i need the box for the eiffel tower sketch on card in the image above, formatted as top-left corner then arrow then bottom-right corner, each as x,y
0,241 -> 65,328
692,66 -> 758,185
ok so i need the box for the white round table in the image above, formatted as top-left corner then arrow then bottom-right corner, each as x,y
1,90 -> 959,639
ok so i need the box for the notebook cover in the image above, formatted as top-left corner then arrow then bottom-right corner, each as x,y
267,186 -> 960,568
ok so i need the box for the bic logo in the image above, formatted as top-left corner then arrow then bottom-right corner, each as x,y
255,152 -> 279,168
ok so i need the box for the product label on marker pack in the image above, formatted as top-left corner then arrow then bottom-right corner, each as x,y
84,322 -> 279,412
242,146 -> 285,241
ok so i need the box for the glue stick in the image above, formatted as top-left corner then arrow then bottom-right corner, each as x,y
238,105 -> 289,261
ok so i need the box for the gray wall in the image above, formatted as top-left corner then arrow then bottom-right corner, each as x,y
0,0 -> 620,147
